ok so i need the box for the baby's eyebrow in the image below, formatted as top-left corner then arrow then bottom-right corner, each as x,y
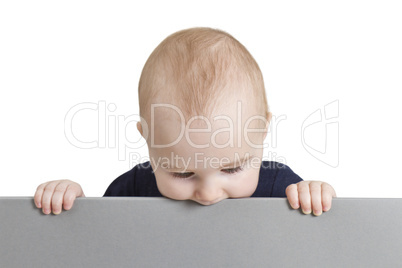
165,154 -> 255,172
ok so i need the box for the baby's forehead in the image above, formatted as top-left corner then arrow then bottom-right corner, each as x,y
144,97 -> 267,154
150,97 -> 259,128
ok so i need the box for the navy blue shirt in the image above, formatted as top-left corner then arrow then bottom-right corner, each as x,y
103,161 -> 303,198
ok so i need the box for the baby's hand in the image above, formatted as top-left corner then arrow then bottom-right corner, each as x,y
285,181 -> 336,216
34,180 -> 85,215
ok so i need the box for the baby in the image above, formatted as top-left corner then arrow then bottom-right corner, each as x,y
34,27 -> 336,216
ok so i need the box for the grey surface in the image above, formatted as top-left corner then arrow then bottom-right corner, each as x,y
1,197 -> 402,268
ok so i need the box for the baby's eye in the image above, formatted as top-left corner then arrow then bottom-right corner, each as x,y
221,165 -> 244,175
170,165 -> 244,179
170,172 -> 194,179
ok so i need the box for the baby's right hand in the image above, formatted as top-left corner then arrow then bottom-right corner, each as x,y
34,179 -> 85,215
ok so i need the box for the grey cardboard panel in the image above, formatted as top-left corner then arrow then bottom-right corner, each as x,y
1,197 -> 402,267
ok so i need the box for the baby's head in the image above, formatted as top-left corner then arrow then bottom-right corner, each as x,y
136,27 -> 272,205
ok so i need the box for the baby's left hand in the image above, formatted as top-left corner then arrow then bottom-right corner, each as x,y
285,181 -> 336,216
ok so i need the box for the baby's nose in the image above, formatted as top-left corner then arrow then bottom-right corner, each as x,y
194,181 -> 224,205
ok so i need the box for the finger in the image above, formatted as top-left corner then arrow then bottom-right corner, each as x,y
34,182 -> 47,208
322,183 -> 335,212
51,181 -> 71,215
298,182 -> 311,214
286,184 -> 300,209
41,181 -> 63,215
309,182 -> 323,216
63,184 -> 83,211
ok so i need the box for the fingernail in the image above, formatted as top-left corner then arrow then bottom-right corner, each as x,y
303,209 -> 311,214
314,210 -> 322,216
43,208 -> 49,214
53,210 -> 60,215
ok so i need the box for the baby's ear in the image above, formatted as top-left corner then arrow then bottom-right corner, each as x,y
267,111 -> 272,124
137,121 -> 143,137
263,112 -> 272,140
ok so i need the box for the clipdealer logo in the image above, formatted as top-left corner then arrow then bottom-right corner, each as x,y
63,100 -> 289,166
301,100 -> 339,168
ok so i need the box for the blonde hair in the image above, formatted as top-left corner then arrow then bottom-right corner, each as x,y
138,27 -> 269,125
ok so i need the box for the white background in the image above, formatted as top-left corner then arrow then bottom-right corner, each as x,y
0,1 -> 401,198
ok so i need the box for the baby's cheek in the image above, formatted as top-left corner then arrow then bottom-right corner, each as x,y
155,174 -> 194,200
228,171 -> 259,198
